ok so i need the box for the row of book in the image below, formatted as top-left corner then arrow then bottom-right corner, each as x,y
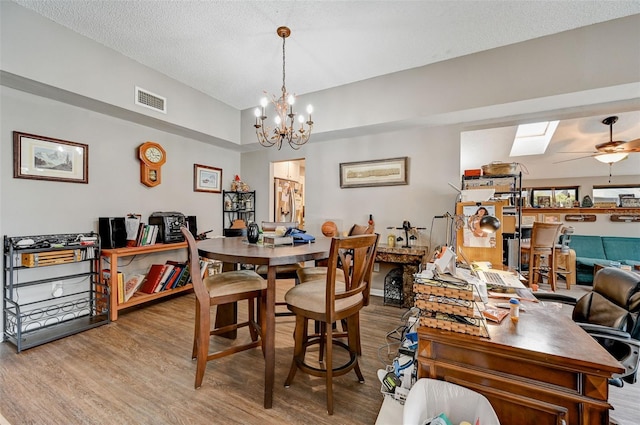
103,258 -> 216,304
130,224 -> 160,247
139,261 -> 191,294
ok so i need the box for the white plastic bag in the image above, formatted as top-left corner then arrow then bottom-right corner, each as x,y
403,379 -> 500,425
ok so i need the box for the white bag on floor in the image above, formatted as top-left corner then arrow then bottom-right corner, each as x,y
403,378 -> 500,425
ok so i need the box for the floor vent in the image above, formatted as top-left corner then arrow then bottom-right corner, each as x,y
135,87 -> 166,113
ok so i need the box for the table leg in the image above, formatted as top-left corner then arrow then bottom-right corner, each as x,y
264,265 -> 276,408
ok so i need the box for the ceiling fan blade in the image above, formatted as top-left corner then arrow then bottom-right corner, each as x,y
557,151 -> 598,154
553,154 -> 596,164
617,138 -> 640,153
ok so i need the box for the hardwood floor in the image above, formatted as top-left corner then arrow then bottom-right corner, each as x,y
1,280 -> 638,424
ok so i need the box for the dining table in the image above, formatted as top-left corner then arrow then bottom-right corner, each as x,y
196,236 -> 332,408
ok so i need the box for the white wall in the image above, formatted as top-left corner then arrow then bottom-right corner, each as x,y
1,86 -> 240,243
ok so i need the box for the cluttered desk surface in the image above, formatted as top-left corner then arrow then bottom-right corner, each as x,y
413,250 -> 624,425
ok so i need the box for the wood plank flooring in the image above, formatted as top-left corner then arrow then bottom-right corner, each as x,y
1,280 -> 638,424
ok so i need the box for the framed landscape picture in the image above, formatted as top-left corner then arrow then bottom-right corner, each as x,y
194,164 -> 222,193
339,157 -> 408,188
13,132 -> 88,184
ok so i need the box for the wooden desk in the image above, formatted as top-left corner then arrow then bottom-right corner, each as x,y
375,245 -> 428,308
196,237 -> 331,409
416,306 -> 624,425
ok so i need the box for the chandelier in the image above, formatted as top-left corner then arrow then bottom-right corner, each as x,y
254,26 -> 313,150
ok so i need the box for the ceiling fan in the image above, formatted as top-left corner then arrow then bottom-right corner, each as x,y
555,115 -> 640,164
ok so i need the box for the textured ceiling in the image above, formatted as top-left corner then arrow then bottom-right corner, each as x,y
12,0 -> 640,110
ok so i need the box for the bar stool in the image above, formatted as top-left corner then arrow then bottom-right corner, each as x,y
520,222 -> 563,291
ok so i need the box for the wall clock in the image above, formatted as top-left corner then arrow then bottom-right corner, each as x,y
138,141 -> 166,187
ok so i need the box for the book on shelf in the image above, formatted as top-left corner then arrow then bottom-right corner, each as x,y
124,273 -> 146,301
149,225 -> 159,245
163,260 -> 188,290
175,264 -> 191,287
155,264 -> 175,292
140,264 -> 167,294
167,264 -> 185,289
102,269 -> 125,304
135,222 -> 146,246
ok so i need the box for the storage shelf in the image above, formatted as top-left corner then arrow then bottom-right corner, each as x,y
117,283 -> 193,310
100,242 -> 190,321
3,313 -> 109,352
223,190 -> 255,231
7,271 -> 97,289
3,232 -> 108,353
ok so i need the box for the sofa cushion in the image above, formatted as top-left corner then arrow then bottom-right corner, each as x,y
569,235 -> 606,259
575,257 -> 609,268
602,237 -> 640,263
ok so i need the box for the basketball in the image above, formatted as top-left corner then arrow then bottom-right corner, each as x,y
321,221 -> 338,237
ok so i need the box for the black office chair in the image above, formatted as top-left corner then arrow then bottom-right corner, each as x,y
536,267 -> 640,387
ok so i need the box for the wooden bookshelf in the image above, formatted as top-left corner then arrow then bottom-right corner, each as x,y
100,242 -> 191,321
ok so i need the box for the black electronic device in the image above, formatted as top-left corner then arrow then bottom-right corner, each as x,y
99,217 -> 127,249
186,215 -> 197,238
149,212 -> 186,244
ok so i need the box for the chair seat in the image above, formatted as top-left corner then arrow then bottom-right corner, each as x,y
205,270 -> 266,298
285,279 -> 362,314
297,267 -> 346,284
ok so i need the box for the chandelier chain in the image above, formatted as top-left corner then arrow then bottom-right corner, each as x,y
281,33 -> 286,94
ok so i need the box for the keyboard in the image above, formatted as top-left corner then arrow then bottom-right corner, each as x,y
483,271 -> 505,285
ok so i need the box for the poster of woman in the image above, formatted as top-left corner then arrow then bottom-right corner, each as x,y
463,205 -> 496,248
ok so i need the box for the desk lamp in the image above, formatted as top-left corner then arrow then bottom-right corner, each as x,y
478,215 -> 501,233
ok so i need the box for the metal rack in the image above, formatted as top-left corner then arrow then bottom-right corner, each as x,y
222,190 -> 255,231
3,233 -> 109,352
461,172 -> 523,270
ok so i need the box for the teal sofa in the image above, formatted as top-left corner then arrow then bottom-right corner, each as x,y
569,235 -> 640,284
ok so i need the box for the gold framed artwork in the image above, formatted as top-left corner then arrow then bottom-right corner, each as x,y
13,132 -> 88,184
339,157 -> 408,188
193,164 -> 222,193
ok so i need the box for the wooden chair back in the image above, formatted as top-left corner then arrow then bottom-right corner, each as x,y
531,222 -> 563,251
181,226 -> 210,305
324,234 -> 379,321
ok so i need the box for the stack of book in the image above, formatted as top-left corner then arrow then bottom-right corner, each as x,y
139,261 -> 191,294
413,273 -> 489,338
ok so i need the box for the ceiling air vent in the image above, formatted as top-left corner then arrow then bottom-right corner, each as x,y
135,86 -> 166,114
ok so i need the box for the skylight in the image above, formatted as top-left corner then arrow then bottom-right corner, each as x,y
510,120 -> 559,156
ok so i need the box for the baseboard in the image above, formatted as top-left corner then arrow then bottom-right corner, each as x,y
370,288 -> 384,298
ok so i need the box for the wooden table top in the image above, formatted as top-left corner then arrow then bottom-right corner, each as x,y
197,236 -> 332,266
419,304 -> 624,375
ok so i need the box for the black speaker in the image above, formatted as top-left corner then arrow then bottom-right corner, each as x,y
186,215 -> 197,238
99,217 -> 127,249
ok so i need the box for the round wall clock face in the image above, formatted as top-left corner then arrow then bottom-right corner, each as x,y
145,147 -> 163,163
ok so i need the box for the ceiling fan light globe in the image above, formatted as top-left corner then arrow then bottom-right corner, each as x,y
594,153 -> 628,163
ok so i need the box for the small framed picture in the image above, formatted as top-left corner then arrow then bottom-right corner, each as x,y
194,164 -> 222,193
13,132 -> 88,184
